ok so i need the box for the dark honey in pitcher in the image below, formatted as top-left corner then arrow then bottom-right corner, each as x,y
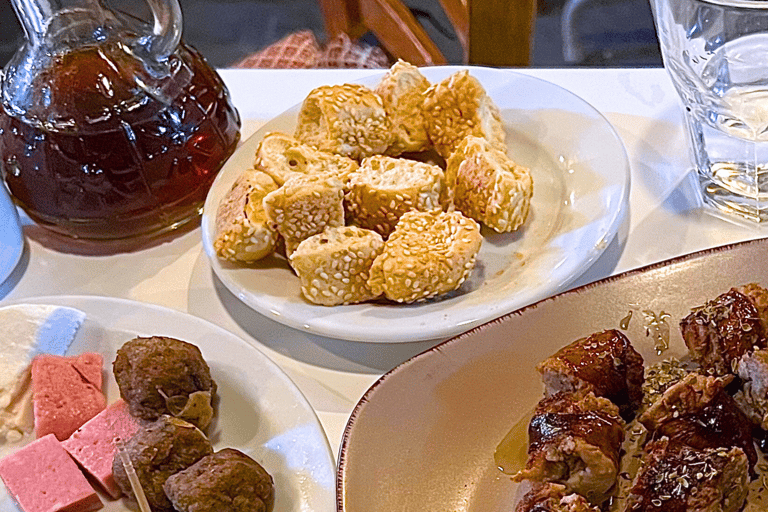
0,41 -> 241,239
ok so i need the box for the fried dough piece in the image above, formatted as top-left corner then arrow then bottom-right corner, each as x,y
445,135 -> 533,233
345,155 -> 448,238
515,483 -> 601,512
536,329 -> 645,416
254,131 -> 358,186
289,226 -> 384,306
513,391 -> 625,505
422,70 -> 506,158
262,172 -> 345,255
294,84 -> 393,159
737,348 -> 768,429
374,60 -> 432,155
639,373 -> 757,472
214,170 -> 280,263
368,210 -> 482,303
624,438 -> 749,512
681,283 -> 768,376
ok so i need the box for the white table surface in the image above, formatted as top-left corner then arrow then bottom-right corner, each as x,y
2,66 -> 767,464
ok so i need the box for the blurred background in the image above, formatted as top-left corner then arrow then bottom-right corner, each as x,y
0,0 -> 661,68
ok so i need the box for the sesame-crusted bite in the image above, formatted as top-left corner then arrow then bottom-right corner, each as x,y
422,69 -> 506,159
345,155 -> 449,238
262,172 -> 345,256
214,169 -> 280,263
368,210 -> 482,303
374,60 -> 432,156
254,131 -> 359,186
294,83 -> 393,160
680,284 -> 768,377
289,226 -> 384,306
624,438 -> 749,512
445,135 -> 533,233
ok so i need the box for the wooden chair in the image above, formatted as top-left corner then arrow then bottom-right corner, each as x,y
317,0 -> 537,67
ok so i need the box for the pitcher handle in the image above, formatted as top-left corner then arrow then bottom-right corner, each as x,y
140,0 -> 182,61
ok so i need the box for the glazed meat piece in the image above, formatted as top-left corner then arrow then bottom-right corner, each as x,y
113,336 -> 216,429
737,348 -> 768,429
164,448 -> 275,512
680,283 -> 768,376
113,416 -> 213,512
639,373 -> 757,472
536,329 -> 645,416
623,438 -> 749,512
515,483 -> 600,512
513,391 -> 625,504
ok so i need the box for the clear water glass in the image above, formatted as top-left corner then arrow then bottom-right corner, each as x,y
650,0 -> 768,223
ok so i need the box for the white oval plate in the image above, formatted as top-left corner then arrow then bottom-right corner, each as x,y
0,296 -> 335,512
0,185 -> 23,284
201,66 -> 631,343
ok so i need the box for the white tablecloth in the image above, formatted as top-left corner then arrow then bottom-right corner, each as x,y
2,67 -> 765,461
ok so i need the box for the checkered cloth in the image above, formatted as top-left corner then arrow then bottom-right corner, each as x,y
234,30 -> 390,69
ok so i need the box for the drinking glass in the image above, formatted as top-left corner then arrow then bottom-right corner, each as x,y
650,0 -> 768,223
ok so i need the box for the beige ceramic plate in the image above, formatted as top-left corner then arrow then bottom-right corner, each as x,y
338,237 -> 768,511
201,66 -> 630,343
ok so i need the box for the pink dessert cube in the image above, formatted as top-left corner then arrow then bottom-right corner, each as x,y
32,354 -> 107,441
0,433 -> 102,512
62,399 -> 140,498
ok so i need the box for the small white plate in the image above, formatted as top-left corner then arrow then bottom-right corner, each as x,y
0,296 -> 335,512
201,66 -> 631,343
0,185 -> 23,284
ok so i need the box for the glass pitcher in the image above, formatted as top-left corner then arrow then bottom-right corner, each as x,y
0,0 -> 241,239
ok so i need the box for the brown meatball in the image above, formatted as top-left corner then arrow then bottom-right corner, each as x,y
164,448 -> 275,512
113,336 -> 216,429
113,416 -> 213,512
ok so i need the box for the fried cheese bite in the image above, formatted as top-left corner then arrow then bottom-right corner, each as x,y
214,169 -> 280,263
422,69 -> 506,158
345,155 -> 448,238
290,226 -> 384,306
294,83 -> 393,159
374,60 -> 432,155
681,283 -> 768,376
262,172 -> 345,255
624,438 -> 749,512
639,373 -> 758,472
368,210 -> 482,303
536,329 -> 645,417
445,135 -> 533,233
254,131 -> 358,186
513,391 -> 625,505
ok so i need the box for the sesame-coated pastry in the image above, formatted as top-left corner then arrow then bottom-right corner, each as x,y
422,70 -> 506,158
262,172 -> 345,256
294,84 -> 393,160
374,60 -> 432,156
446,135 -> 533,233
214,170 -> 280,263
290,226 -> 384,306
345,155 -> 449,238
368,210 -> 482,303
254,131 -> 358,186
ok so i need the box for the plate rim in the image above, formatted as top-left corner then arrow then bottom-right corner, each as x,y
1,294 -> 336,512
335,235 -> 768,510
202,65 -> 631,343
